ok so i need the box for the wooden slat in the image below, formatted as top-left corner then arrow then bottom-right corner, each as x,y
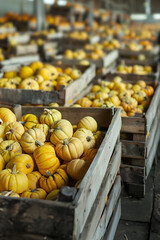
93,176 -> 121,240
80,146 -> 121,240
122,157 -> 145,167
121,164 -> 145,184
73,109 -> 121,238
124,182 -> 145,198
121,117 -> 145,134
121,140 -> 145,159
133,133 -> 146,142
103,199 -> 121,240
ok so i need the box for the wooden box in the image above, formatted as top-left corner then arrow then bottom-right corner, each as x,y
0,106 -> 121,240
0,63 -> 96,106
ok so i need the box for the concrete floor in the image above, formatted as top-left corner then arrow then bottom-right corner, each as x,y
114,144 -> 160,240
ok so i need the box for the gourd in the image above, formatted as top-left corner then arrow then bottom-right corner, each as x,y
83,148 -> 98,163
27,171 -> 41,189
0,140 -> 22,163
21,188 -> 47,199
77,116 -> 97,132
67,159 -> 90,180
20,114 -> 39,131
76,97 -> 92,107
40,108 -> 62,128
5,121 -> 25,141
73,128 -> 95,151
46,189 -> 59,200
0,108 -> 16,124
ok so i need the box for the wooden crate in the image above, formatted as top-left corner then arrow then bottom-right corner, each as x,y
0,63 -> 96,106
0,106 -> 121,240
0,55 -> 40,67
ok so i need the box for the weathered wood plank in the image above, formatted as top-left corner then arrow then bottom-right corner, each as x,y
124,182 -> 145,198
80,147 -> 121,240
120,164 -> 145,184
122,157 -> 145,167
73,110 -> 121,238
133,133 -> 146,142
121,140 -> 145,159
93,176 -> 121,240
121,117 -> 145,134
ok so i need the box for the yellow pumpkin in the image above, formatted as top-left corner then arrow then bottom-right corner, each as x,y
0,108 -> 16,124
21,188 -> 47,199
19,78 -> 39,90
132,91 -> 147,104
39,169 -> 69,192
4,71 -> 17,78
137,80 -> 146,88
55,137 -> 84,161
95,92 -> 108,100
19,66 -> 34,79
33,144 -> 60,175
6,154 -> 34,174
5,121 -> 25,141
40,108 -> 62,128
48,102 -> 59,107
35,123 -> 49,140
93,130 -> 105,148
36,68 -> 51,81
39,81 -> 54,91
30,61 -> 44,73
91,85 -> 101,92
46,189 -> 59,200
44,64 -> 58,80
77,116 -> 97,132
50,119 -> 73,145
27,171 -> 41,189
76,97 -> 92,107
0,190 -> 19,198
20,128 -> 46,153
69,69 -> 82,80
73,128 -> 95,151
82,148 -> 98,163
0,154 -> 5,171
67,159 -> 90,180
0,164 -> 28,193
92,98 -> 104,107
20,114 -> 39,131
143,86 -> 154,97
0,140 -> 22,163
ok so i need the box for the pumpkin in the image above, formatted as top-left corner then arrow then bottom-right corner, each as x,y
91,85 -> 101,92
6,154 -> 34,174
71,104 -> 81,108
5,121 -> 25,141
40,108 -> 62,128
104,101 -> 114,108
0,108 -> 16,124
67,159 -> 90,180
74,179 -> 82,188
50,119 -> 73,145
40,169 -> 69,192
143,86 -> 154,97
76,97 -> 92,107
4,71 -> 17,78
48,102 -> 59,107
3,81 -> 16,89
27,171 -> 41,189
19,66 -> 34,79
108,95 -> 121,107
137,80 -> 146,88
21,188 -> 47,199
0,154 -> 5,171
113,82 -> 126,92
132,84 -> 141,92
36,68 -> 51,80
132,91 -> 147,104
73,128 -> 95,151
39,81 -> 54,91
44,64 -> 58,80
0,164 -> 28,193
69,69 -> 81,80
20,114 -> 39,131
77,116 -> 97,132
0,124 -> 6,139
46,189 -> 59,200
35,123 -> 49,140
30,61 -> 44,73
55,137 -> 84,161
0,140 -> 22,163
83,148 -> 98,163
86,92 -> 96,101
93,130 -> 105,148
0,190 -> 19,198
95,92 -> 108,100
92,98 -> 104,107
32,75 -> 44,84
19,78 -> 39,90
20,128 -> 46,153
33,144 -> 60,175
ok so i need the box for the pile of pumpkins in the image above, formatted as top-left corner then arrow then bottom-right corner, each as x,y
117,64 -> 153,75
0,107 -> 103,200
73,76 -> 154,117
0,61 -> 82,91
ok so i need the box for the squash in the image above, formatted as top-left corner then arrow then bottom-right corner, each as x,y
27,171 -> 41,189
50,119 -> 73,145
67,159 -> 90,180
143,86 -> 154,97
0,140 -> 22,163
73,128 -> 95,151
19,66 -> 33,79
19,78 -> 39,90
35,123 -> 49,140
39,81 -> 54,91
0,164 -> 28,193
92,98 -> 104,107
20,128 -> 46,153
33,144 -> 60,175
77,116 -> 97,132
6,154 -> 34,174
93,130 -> 105,148
40,169 -> 69,192
76,97 -> 92,107
21,188 -> 47,199
20,114 -> 39,131
5,121 -> 25,141
0,108 -> 16,124
83,148 -> 98,163
55,137 -> 84,161
40,108 -> 62,128
0,190 -> 19,198
30,61 -> 44,73
46,189 -> 59,200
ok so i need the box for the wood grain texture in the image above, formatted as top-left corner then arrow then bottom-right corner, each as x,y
120,164 -> 145,184
121,140 -> 145,158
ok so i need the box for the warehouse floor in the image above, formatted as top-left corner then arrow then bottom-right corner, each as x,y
114,142 -> 160,240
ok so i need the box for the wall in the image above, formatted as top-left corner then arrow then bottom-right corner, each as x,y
0,0 -> 34,15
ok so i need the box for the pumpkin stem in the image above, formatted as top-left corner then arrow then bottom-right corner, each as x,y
63,139 -> 69,145
26,163 -> 32,169
12,163 -> 17,174
86,136 -> 93,142
44,108 -> 52,115
30,188 -> 37,193
5,131 -> 12,135
49,129 -> 54,133
35,140 -> 43,146
19,121 -> 24,125
46,170 -> 52,177
4,190 -> 13,197
0,119 -> 3,124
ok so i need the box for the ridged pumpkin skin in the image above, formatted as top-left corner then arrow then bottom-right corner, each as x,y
6,154 -> 34,174
20,114 -> 39,131
83,148 -> 98,163
55,137 -> 84,161
21,188 -> 47,199
50,119 -> 73,145
0,108 -> 16,124
73,128 -> 95,151
0,164 -> 28,193
0,140 -> 22,163
40,169 -> 69,192
27,171 -> 41,189
5,121 -> 25,141
20,128 -> 46,153
33,145 -> 60,175
40,109 -> 62,128
0,154 -> 5,171
67,159 -> 90,180
0,190 -> 20,198
35,124 -> 49,139
46,189 -> 59,200
77,116 -> 97,132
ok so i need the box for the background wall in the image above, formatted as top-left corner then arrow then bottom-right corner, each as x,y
0,0 -> 34,15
